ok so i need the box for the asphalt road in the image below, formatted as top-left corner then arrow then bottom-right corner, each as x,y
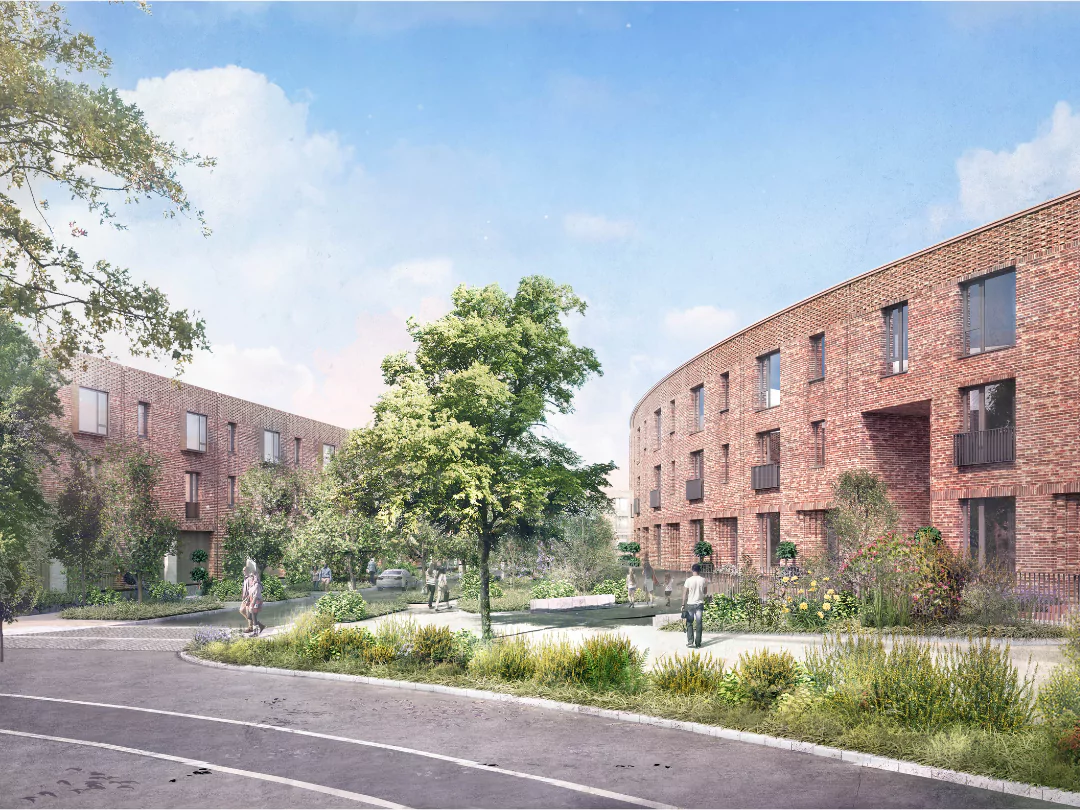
0,645 -> 1065,809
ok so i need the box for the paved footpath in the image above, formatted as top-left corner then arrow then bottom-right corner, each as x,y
0,644 -> 1065,809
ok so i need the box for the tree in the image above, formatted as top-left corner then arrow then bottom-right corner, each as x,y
296,477 -> 385,591
349,277 -> 614,636
50,460 -> 105,592
224,462 -> 311,578
99,444 -> 178,601
548,509 -> 620,595
1,3 -> 214,371
827,469 -> 899,561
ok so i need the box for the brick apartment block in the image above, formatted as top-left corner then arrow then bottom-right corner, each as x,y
45,355 -> 350,585
629,189 -> 1080,575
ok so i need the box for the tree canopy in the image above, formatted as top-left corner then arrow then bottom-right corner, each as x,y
827,469 -> 899,560
224,462 -> 311,578
1,2 -> 214,370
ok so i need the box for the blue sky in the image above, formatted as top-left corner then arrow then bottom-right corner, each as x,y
58,2 -> 1080,488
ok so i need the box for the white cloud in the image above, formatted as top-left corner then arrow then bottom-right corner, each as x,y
563,212 -> 635,242
956,101 -> 1080,222
662,305 -> 740,344
389,258 -> 454,288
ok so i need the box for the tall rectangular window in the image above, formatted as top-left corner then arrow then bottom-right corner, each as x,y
758,351 -> 780,408
186,472 -> 200,503
137,402 -> 149,438
263,429 -> 281,463
759,429 -> 781,464
654,409 -> 662,445
227,422 -> 236,454
884,302 -> 909,374
78,387 -> 109,435
690,450 -> 704,479
323,443 -> 336,467
653,465 -> 662,490
811,420 -> 825,467
963,379 -> 1016,432
228,475 -> 236,508
691,385 -> 705,431
967,497 -> 1016,571
186,412 -> 208,452
669,399 -> 676,433
810,333 -> 825,380
762,512 -> 781,568
719,372 -> 730,411
721,443 -> 730,483
964,269 -> 1016,355
294,437 -> 302,466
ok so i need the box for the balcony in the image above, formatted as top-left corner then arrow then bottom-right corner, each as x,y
751,462 -> 780,491
649,489 -> 661,509
954,427 -> 1015,467
185,501 -> 200,520
686,478 -> 704,501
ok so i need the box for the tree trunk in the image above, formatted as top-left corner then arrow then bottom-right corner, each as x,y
136,572 -> 143,603
479,533 -> 492,639
1,619 -> 5,664
346,556 -> 355,591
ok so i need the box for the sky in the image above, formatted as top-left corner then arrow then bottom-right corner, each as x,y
50,1 -> 1080,490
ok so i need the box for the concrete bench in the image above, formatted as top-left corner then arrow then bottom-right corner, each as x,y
529,594 -> 616,612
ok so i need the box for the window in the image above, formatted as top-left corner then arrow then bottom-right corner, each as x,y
294,437 -> 302,466
227,422 -> 236,454
263,429 -> 281,463
228,476 -> 236,508
762,512 -> 781,568
691,385 -> 705,431
964,269 -> 1016,355
323,443 -> 336,467
966,497 -> 1016,571
810,333 -> 825,380
653,465 -> 662,489
186,472 -> 200,503
759,429 -> 781,464
884,302 -> 908,374
185,412 -> 208,452
654,409 -> 662,445
77,387 -> 109,435
691,519 -> 705,554
721,444 -> 730,483
811,420 -> 825,467
719,372 -> 730,411
669,399 -> 676,433
963,379 -> 1016,432
690,450 -> 704,480
137,402 -> 149,438
758,351 -> 780,408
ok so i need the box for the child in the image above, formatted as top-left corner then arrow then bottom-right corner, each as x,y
663,572 -> 673,607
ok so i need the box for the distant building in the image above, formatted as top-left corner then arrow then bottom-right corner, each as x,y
604,488 -> 633,547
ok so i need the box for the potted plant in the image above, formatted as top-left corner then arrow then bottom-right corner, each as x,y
777,541 -> 797,567
190,548 -> 210,595
693,539 -> 713,565
617,541 -> 641,567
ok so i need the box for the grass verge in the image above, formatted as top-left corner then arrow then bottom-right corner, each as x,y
455,584 -> 533,613
658,619 -> 1069,640
61,597 -> 225,620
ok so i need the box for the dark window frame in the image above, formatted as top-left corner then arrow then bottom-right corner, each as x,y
811,420 -> 826,467
691,384 -> 705,432
809,333 -> 825,381
137,401 -> 150,439
962,268 -> 1016,356
884,301 -> 909,375
757,351 -> 781,409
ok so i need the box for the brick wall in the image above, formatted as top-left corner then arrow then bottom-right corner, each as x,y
630,189 -> 1080,573
46,356 -> 350,578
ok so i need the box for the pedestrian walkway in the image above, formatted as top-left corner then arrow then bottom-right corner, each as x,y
5,626 -> 196,652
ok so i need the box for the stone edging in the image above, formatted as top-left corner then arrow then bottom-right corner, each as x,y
178,651 -> 1080,807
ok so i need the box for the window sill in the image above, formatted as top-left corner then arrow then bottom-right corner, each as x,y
689,428 -> 705,435
75,430 -> 108,438
754,405 -> 781,413
182,448 -> 207,455
960,344 -> 1016,360
881,368 -> 909,379
808,376 -> 825,385
717,408 -> 729,415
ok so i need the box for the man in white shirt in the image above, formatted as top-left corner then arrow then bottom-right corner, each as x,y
682,563 -> 709,648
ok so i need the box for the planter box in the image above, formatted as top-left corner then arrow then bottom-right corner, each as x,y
530,594 -> 616,612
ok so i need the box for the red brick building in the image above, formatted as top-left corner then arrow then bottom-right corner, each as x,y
46,355 -> 349,588
629,190 -> 1080,575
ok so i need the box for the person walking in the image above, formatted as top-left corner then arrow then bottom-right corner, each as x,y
367,558 -> 378,586
425,561 -> 439,609
320,563 -> 332,591
434,568 -> 450,612
663,572 -> 674,607
240,559 -> 264,636
311,566 -> 319,592
626,567 -> 638,607
682,563 -> 708,648
642,559 -> 656,606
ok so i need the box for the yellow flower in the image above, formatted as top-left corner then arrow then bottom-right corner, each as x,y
823,602 -> 832,611
810,580 -> 817,588
798,588 -> 805,596
786,597 -> 793,604
782,607 -> 791,614
782,576 -> 790,583
817,611 -> 824,619
791,576 -> 799,582
799,602 -> 808,611
809,587 -> 817,593
823,576 -> 830,582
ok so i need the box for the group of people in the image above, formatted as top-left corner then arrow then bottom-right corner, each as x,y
424,563 -> 451,611
626,560 -> 709,648
308,558 -> 382,591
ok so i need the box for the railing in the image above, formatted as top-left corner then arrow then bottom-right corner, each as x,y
751,462 -> 780,490
686,478 -> 704,501
954,427 -> 1015,466
185,501 -> 200,520
649,489 -> 661,509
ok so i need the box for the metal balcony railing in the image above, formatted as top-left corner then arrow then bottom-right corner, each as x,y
953,427 -> 1015,467
185,501 -> 200,520
751,462 -> 780,491
686,478 -> 704,501
649,489 -> 661,509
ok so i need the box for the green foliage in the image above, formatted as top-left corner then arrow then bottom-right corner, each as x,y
0,3 -> 213,371
469,637 -> 536,680
577,633 -> 645,690
50,461 -> 106,593
209,576 -> 285,603
470,632 -> 644,690
693,539 -> 713,560
777,541 -> 797,560
914,526 -> 943,545
531,579 -> 575,599
1056,726 -> 1080,766
305,627 -> 375,662
146,580 -> 186,602
617,541 -> 640,555
591,578 -> 629,603
60,597 -> 222,620
224,463 -> 311,577
734,649 -> 800,708
413,624 -> 456,663
653,652 -> 726,695
190,548 -> 209,564
827,470 -> 898,560
189,567 -> 208,584
314,591 -> 368,622
959,566 -> 1021,627
1037,664 -> 1080,729
459,571 -> 503,600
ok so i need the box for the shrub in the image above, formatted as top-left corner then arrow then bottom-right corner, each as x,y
459,571 -> 503,600
189,567 -> 208,584
364,643 -> 398,665
578,633 -> 644,690
1037,663 -> 1080,728
532,636 -> 587,684
777,541 -> 797,560
653,652 -> 726,695
372,615 -> 419,658
942,638 -> 1034,733
958,567 -> 1021,627
190,548 -> 209,564
469,637 -> 535,680
59,598 -> 222,621
314,591 -> 368,622
831,590 -> 859,620
531,579 -> 575,600
209,578 -> 243,601
693,540 -> 713,560
305,627 -> 376,661
147,580 -> 187,602
262,576 -> 286,601
450,630 -> 481,665
734,649 -> 800,708
1056,725 -> 1080,766
591,578 -> 629,603
703,593 -> 747,629
414,625 -> 455,663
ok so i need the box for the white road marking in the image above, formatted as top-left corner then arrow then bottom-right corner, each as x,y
0,692 -> 672,809
0,728 -> 404,808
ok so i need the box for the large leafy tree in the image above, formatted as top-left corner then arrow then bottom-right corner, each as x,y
827,469 -> 899,561
1,3 -> 213,370
296,477 -> 385,591
50,460 -> 105,593
351,277 -> 614,636
99,444 -> 178,601
224,462 -> 311,578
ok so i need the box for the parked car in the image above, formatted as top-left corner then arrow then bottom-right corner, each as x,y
375,569 -> 421,590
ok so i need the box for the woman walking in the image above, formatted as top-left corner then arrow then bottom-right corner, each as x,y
241,559 -> 264,636
626,567 -> 638,607
434,568 -> 450,612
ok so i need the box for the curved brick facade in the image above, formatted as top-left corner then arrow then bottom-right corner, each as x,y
629,190 -> 1080,574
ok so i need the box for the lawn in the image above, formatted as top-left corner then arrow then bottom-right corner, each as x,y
61,597 -> 225,620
